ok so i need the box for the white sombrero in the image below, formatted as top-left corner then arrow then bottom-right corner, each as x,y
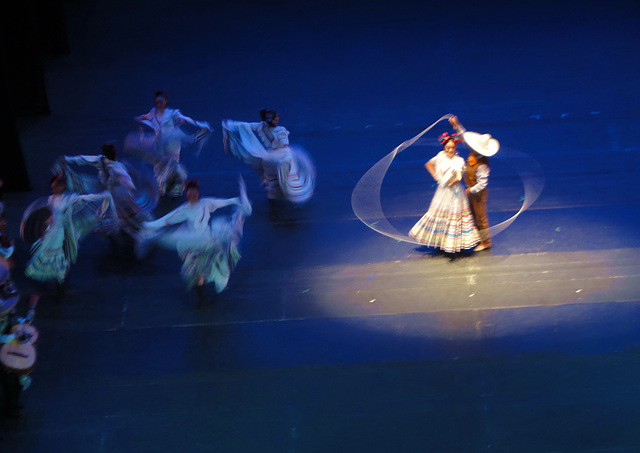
463,131 -> 500,157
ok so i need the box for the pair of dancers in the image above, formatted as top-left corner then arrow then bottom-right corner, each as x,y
23,175 -> 251,304
409,116 -> 498,254
126,92 -> 316,212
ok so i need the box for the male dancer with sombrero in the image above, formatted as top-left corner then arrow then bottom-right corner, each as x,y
449,116 -> 500,251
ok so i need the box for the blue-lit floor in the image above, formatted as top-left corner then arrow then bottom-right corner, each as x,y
1,0 -> 640,451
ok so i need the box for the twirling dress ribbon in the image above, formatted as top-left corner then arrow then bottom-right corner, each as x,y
351,114 -> 545,244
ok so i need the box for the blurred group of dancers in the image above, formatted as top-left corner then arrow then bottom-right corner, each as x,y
17,91 -> 316,306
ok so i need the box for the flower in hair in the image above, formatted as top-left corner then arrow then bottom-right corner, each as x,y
438,132 -> 462,145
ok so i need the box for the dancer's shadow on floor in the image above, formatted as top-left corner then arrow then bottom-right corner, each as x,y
268,200 -> 312,230
271,217 -> 302,229
413,246 -> 474,261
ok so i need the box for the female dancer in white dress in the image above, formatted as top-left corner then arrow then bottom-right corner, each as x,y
409,131 -> 480,253
56,143 -> 158,241
138,177 -> 251,306
222,109 -> 315,220
127,91 -> 211,197
22,174 -> 119,298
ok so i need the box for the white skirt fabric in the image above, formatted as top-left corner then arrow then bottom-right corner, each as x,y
222,120 -> 315,204
409,183 -> 480,253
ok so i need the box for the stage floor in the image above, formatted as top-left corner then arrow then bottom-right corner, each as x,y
2,0 -> 640,451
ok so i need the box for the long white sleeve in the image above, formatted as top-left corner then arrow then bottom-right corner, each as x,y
469,164 -> 490,194
65,155 -> 102,167
144,204 -> 189,229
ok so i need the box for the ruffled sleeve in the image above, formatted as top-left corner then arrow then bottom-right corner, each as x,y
453,156 -> 465,173
272,126 -> 290,148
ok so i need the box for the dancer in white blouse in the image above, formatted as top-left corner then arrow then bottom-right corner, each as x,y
222,109 -> 315,220
409,130 -> 480,253
138,177 -> 251,306
128,91 -> 211,197
22,174 -> 119,299
57,143 -> 158,242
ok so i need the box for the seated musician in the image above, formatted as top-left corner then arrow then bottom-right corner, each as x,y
1,259 -> 37,420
